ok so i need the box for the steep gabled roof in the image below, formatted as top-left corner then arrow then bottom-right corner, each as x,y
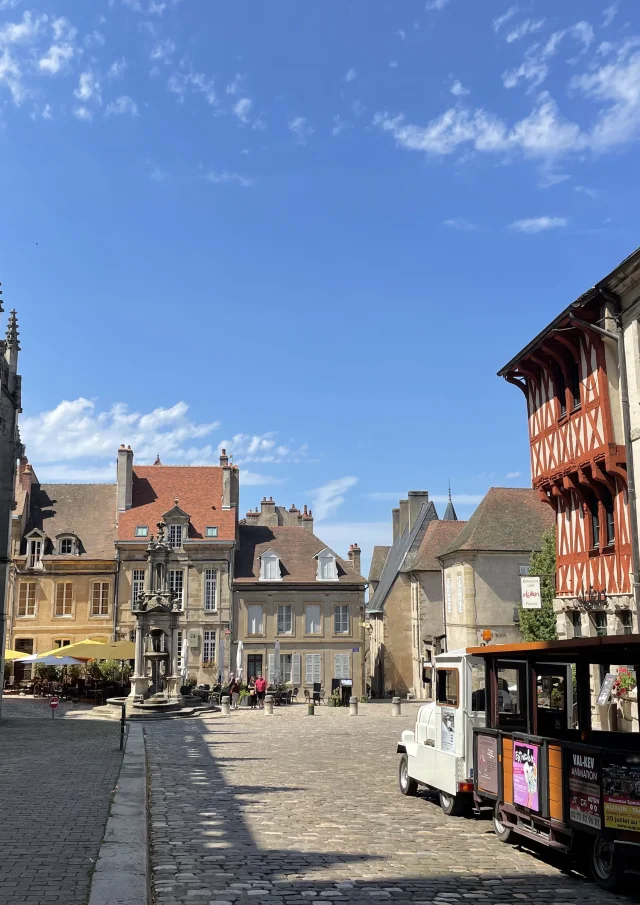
366,501 -> 439,614
117,466 -> 236,541
234,525 -> 365,584
26,483 -> 117,560
439,487 -> 554,558
368,545 -> 391,583
411,520 -> 468,571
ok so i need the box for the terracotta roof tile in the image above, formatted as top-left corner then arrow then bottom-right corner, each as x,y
234,525 -> 365,584
439,487 -> 554,557
117,466 -> 237,541
410,520 -> 468,571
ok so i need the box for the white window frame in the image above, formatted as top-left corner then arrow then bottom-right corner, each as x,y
91,581 -> 110,616
135,526 -> 148,537
260,552 -> 281,581
17,581 -> 36,617
204,569 -> 217,612
176,630 -> 184,671
333,605 -> 349,634
203,630 -> 215,665
205,526 -> 218,538
334,652 -> 350,680
518,564 -> 531,577
55,582 -> 73,617
456,574 -> 464,614
305,653 -> 322,684
59,537 -> 73,555
247,604 -> 264,635
132,569 -> 145,608
305,604 -> 322,635
168,569 -> 184,609
28,539 -> 42,569
169,524 -> 183,549
280,653 -> 293,684
277,604 -> 293,635
317,551 -> 338,582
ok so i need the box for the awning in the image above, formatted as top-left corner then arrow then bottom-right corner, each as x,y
38,639 -> 136,660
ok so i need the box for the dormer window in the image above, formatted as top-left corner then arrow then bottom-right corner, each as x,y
26,532 -> 44,569
260,550 -> 281,581
205,526 -> 218,538
169,524 -> 183,549
135,526 -> 148,538
60,538 -> 73,555
316,549 -> 338,582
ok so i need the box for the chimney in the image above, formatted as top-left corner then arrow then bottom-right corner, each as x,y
245,509 -> 260,525
287,504 -> 300,527
348,543 -> 361,575
408,491 -> 429,529
219,448 -> 229,466
399,499 -> 409,536
392,508 -> 400,543
117,445 -> 134,512
260,496 -> 277,527
301,504 -> 314,533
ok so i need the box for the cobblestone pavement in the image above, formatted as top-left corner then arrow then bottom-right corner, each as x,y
1,696 -> 97,720
0,710 -> 123,904
146,703 -> 637,905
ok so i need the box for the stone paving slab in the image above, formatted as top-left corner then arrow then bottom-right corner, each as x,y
145,703 -> 638,905
0,713 -> 123,905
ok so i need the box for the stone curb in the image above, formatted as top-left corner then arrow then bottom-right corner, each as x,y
88,723 -> 149,905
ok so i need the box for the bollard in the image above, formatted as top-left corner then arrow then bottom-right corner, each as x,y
349,696 -> 358,716
221,695 -> 231,716
307,702 -> 315,716
391,696 -> 401,717
264,694 -> 274,715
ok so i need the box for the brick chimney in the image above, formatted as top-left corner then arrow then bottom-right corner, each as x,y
260,496 -> 278,527
245,508 -> 260,525
219,448 -> 229,466
117,445 -> 133,512
301,505 -> 314,533
392,507 -> 400,543
408,491 -> 429,529
19,458 -> 33,492
348,543 -> 361,575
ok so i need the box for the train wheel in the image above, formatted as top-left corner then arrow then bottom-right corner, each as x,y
398,755 -> 418,796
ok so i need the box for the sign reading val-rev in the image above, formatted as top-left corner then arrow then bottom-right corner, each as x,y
520,576 -> 542,610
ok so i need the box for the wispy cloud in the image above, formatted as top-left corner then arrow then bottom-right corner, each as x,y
205,169 -> 255,187
150,37 -> 175,63
450,79 -> 469,97
310,477 -> 358,522
332,114 -> 351,136
506,471 -> 521,479
493,6 -> 518,33
289,116 -> 313,144
505,18 -> 545,44
74,71 -> 101,105
345,67 -> 357,82
443,217 -> 475,230
233,96 -> 252,124
509,216 -> 568,233
106,95 -> 138,117
426,0 -> 451,10
168,66 -> 216,107
147,162 -> 169,182
108,58 -> 128,79
602,3 -> 618,27
216,433 -> 307,466
575,185 -> 598,199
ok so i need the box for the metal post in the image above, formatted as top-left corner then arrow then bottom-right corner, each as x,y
349,696 -> 358,716
120,702 -> 126,750
391,696 -> 401,717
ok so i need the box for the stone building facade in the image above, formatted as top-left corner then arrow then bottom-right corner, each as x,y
438,487 -> 554,651
7,460 -> 117,681
234,497 -> 366,698
114,447 -> 238,689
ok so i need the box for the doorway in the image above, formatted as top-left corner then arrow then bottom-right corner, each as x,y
247,654 -> 263,679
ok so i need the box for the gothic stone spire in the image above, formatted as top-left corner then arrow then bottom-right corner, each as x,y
443,483 -> 458,521
6,309 -> 19,350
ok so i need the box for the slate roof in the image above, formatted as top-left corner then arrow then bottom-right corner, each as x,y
410,520 -> 468,571
117,466 -> 237,541
366,501 -> 439,614
26,483 -> 118,560
234,525 -> 365,584
443,498 -> 458,521
368,545 -> 391,583
439,487 -> 555,558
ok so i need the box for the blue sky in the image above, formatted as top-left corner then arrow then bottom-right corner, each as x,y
2,0 -> 639,573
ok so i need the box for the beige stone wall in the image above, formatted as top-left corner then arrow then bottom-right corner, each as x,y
8,561 -> 117,661
380,572 -> 412,696
235,588 -> 365,698
411,570 -> 443,700
116,543 -> 234,685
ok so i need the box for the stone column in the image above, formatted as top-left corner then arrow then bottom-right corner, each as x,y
165,623 -> 182,701
129,617 -> 151,700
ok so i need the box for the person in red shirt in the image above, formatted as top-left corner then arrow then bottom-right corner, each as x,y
254,674 -> 267,708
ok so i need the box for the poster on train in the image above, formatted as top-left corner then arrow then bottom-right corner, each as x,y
603,759 -> 640,832
568,750 -> 602,830
513,742 -> 539,811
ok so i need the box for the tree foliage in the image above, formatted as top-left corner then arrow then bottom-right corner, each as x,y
519,526 -> 558,642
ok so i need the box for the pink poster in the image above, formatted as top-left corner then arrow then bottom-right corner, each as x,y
513,742 -> 539,811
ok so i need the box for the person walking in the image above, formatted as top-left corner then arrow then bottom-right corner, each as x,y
248,676 -> 257,709
229,677 -> 240,710
255,673 -> 267,709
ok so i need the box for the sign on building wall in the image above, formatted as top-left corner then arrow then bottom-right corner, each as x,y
520,576 -> 541,609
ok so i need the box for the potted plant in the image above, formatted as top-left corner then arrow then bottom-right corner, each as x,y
614,668 -> 637,721
238,685 -> 250,708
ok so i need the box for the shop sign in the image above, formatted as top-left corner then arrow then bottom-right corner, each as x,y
520,576 -> 541,610
603,759 -> 640,832
568,751 -> 602,830
513,741 -> 539,811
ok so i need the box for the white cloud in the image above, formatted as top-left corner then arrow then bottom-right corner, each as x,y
602,3 -> 618,27
505,18 -> 545,44
21,398 -> 221,467
147,163 -> 169,181
575,184 -> 598,199
106,95 -> 138,117
289,116 -> 313,144
443,217 -> 475,230
332,114 -> 350,136
0,11 -> 47,46
215,433 -> 307,465
506,471 -> 521,479
108,58 -> 128,79
39,41 -> 75,75
316,521 -> 390,574
493,6 -> 518,32
509,216 -> 568,233
73,106 -> 93,121
240,471 -> 286,487
450,79 -> 469,97
345,67 -> 357,82
396,29 -> 406,40
0,48 -> 25,104
502,21 -> 594,91
0,0 -> 23,9
84,30 -> 105,48
426,0 -> 451,10
205,170 -> 254,187
233,97 -> 252,123
150,38 -> 175,63
168,66 -> 216,106
309,477 -> 358,522
74,71 -> 101,105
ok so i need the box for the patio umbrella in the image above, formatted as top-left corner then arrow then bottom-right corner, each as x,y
236,640 -> 243,681
17,654 -> 82,666
4,649 -> 25,661
274,640 -> 281,686
38,639 -> 136,660
180,638 -> 188,683
218,633 -> 225,684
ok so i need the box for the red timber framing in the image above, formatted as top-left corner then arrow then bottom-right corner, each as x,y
501,308 -> 631,600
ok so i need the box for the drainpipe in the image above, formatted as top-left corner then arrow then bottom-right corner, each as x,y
570,301 -> 640,621
112,547 -> 120,642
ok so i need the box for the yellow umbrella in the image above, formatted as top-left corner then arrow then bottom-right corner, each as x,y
100,640 -> 136,660
39,639 -> 136,660
4,649 -> 25,661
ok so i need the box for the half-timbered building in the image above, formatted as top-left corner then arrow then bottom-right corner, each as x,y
499,252 -> 639,646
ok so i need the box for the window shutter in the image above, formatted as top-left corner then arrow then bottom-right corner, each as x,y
268,653 -> 275,685
334,653 -> 350,679
313,654 -> 321,683
291,653 -> 301,684
305,654 -> 314,683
